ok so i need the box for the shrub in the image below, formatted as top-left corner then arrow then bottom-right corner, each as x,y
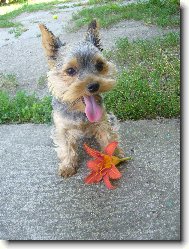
0,91 -> 52,124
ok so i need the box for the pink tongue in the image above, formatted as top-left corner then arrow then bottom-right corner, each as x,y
83,96 -> 103,123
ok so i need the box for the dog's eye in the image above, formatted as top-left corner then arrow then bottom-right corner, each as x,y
66,68 -> 77,76
95,61 -> 104,72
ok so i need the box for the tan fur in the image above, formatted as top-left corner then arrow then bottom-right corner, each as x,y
52,111 -> 83,177
39,20 -> 123,178
52,109 -> 123,177
47,60 -> 116,105
39,23 -> 60,68
85,19 -> 102,51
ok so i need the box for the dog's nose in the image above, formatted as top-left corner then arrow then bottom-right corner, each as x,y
87,83 -> 100,93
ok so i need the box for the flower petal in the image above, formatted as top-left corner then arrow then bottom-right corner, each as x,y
84,172 -> 100,184
103,174 -> 116,190
87,160 -> 100,171
95,173 -> 103,182
84,143 -> 101,158
104,141 -> 118,156
101,167 -> 110,176
108,165 -> 122,179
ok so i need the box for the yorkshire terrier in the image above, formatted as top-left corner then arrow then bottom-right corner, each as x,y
39,20 -> 124,178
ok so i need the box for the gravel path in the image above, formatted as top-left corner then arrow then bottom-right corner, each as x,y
0,0 -> 179,97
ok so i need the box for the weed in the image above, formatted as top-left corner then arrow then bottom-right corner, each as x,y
0,91 -> 52,124
88,0 -> 123,5
104,33 -> 180,120
72,1 -> 180,30
0,73 -> 19,91
37,75 -> 47,88
8,24 -> 28,37
36,33 -> 41,38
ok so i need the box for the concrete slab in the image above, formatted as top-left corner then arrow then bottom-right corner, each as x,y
0,119 -> 180,240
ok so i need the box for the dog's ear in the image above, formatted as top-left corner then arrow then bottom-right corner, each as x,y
85,19 -> 103,51
39,24 -> 63,68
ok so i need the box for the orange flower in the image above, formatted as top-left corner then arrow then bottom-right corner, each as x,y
84,142 -> 131,190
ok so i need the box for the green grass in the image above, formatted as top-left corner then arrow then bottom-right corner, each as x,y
0,91 -> 52,124
0,0 -> 69,28
72,0 -> 180,30
88,0 -> 123,5
0,0 -> 27,4
8,24 -> 28,37
104,32 -> 180,120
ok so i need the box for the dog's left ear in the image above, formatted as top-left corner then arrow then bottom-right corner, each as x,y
39,24 -> 63,68
85,19 -> 103,51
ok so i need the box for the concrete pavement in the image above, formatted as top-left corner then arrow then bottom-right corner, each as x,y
0,119 -> 180,240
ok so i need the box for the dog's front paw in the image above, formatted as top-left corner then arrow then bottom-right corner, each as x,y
58,164 -> 77,178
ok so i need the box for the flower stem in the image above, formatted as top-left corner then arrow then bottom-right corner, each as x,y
119,157 -> 132,162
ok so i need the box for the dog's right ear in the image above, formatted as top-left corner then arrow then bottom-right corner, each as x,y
39,24 -> 63,68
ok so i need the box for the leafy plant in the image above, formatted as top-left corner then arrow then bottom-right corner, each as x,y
72,0 -> 180,30
0,91 -> 52,124
104,33 -> 180,120
8,24 -> 28,37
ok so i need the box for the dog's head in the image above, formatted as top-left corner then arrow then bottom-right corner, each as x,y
39,20 -> 117,123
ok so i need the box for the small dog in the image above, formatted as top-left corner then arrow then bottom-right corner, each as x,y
39,20 -> 123,177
